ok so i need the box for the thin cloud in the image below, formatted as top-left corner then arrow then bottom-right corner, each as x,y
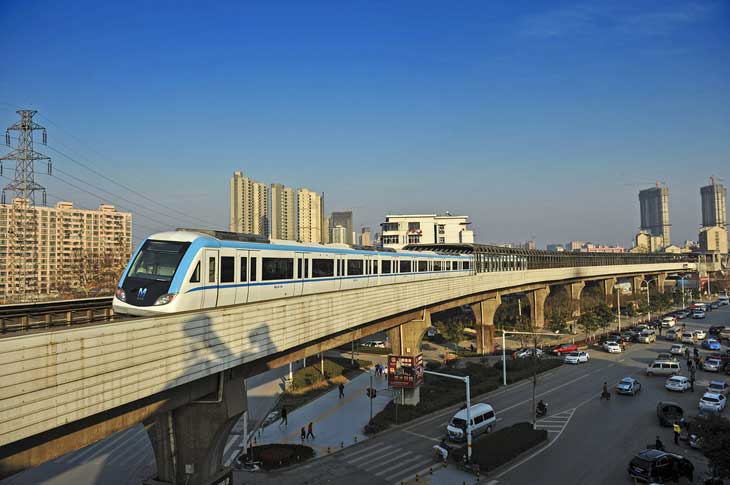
519,2 -> 717,38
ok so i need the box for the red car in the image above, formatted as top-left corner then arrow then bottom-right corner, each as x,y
552,343 -> 578,355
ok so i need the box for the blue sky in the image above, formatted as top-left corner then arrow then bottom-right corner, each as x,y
1,0 -> 728,247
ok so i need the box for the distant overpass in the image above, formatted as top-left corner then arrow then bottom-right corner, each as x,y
0,246 -> 694,484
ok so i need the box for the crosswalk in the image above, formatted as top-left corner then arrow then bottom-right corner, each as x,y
336,440 -> 435,484
534,408 -> 575,436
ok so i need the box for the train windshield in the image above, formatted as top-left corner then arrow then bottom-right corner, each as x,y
127,240 -> 190,282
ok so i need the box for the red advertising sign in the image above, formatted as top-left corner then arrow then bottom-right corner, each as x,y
387,354 -> 424,388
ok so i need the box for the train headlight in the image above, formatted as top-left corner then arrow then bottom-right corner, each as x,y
115,288 -> 126,302
154,293 -> 177,306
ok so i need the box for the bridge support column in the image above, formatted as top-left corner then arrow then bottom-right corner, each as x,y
600,278 -> 617,305
527,287 -> 550,329
470,294 -> 501,355
568,282 -> 585,318
656,274 -> 667,293
387,310 -> 432,406
632,275 -> 645,295
144,371 -> 246,485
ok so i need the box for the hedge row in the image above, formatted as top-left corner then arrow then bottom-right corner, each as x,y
453,422 -> 547,472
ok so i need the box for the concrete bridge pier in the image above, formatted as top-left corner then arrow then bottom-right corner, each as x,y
527,287 -> 550,329
567,281 -> 585,318
632,275 -> 645,295
656,273 -> 667,293
387,310 -> 432,406
470,293 -> 501,354
144,371 -> 246,485
600,278 -> 617,305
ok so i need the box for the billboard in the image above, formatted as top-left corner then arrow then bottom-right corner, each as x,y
387,354 -> 424,388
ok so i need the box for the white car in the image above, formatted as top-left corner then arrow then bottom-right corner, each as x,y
707,381 -> 730,397
703,358 -> 722,372
564,351 -> 590,364
665,376 -> 691,392
699,392 -> 727,412
603,341 -> 622,353
669,344 -> 686,355
693,330 -> 706,340
661,317 -> 676,328
361,340 -> 386,348
680,332 -> 696,344
692,311 -> 706,319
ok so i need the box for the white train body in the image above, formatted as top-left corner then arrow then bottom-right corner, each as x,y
113,230 -> 474,317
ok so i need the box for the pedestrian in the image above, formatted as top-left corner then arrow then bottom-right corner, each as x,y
300,426 -> 306,442
684,348 -> 690,359
658,326 -> 663,336
306,422 -> 315,440
470,343 -> 475,353
339,382 -> 345,399
686,358 -> 692,369
673,421 -> 681,445
690,376 -> 695,393
693,347 -> 699,358
280,406 -> 288,426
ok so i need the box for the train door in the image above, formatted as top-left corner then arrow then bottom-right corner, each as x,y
235,249 -> 250,304
203,249 -> 219,308
295,252 -> 307,296
217,248 -> 237,307
247,251 -> 261,302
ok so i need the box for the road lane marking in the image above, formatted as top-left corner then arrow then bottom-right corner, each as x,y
401,429 -> 442,443
347,444 -> 395,464
388,457 -> 437,481
343,442 -> 393,460
376,454 -> 428,477
367,450 -> 412,470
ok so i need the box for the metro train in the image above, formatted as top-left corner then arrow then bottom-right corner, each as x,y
112,229 -> 475,316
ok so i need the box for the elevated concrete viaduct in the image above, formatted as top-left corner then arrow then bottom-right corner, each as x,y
0,262 -> 691,484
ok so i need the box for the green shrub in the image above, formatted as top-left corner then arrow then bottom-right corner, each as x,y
452,422 -> 547,472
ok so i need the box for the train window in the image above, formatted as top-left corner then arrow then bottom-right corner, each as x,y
262,258 -> 294,280
304,259 -> 309,278
418,260 -> 428,272
464,261 -> 471,270
240,257 -> 248,282
312,258 -> 334,277
221,257 -> 235,283
381,260 -> 392,274
347,259 -> 364,275
250,257 -> 257,281
434,261 -> 442,271
190,262 -> 200,283
373,260 -> 379,274
297,259 -> 302,278
400,260 -> 411,273
208,257 -> 216,283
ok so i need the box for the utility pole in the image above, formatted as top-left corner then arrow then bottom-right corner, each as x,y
0,110 -> 52,302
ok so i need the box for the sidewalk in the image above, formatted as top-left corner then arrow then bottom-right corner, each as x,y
253,370 -> 392,456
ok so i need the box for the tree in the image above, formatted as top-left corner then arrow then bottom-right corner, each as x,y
577,312 -> 601,341
691,414 -> 730,479
593,303 -> 615,335
434,320 -> 465,348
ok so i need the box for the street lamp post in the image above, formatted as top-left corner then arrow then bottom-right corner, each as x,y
640,278 -> 658,322
678,275 -> 689,310
615,287 -> 621,332
424,370 -> 472,462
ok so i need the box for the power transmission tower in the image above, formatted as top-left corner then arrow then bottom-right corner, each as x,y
0,110 -> 52,302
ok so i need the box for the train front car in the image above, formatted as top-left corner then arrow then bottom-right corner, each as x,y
113,231 -> 204,316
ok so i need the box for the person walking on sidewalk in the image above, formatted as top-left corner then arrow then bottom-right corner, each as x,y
339,382 -> 345,399
280,406 -> 288,426
673,421 -> 681,445
306,422 -> 315,440
300,426 -> 306,442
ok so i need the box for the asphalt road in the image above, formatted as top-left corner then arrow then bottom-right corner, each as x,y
237,303 -> 730,485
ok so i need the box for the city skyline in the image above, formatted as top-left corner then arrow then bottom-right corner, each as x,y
1,1 -> 728,248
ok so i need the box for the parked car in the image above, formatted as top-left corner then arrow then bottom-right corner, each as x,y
681,332 -> 696,345
703,358 -> 723,372
361,340 -> 386,348
676,310 -> 691,319
709,325 -> 726,336
692,311 -> 706,319
514,348 -> 544,359
616,377 -> 642,395
670,344 -> 686,355
711,302 -> 720,309
661,317 -> 676,328
702,339 -> 722,351
656,352 -> 677,362
603,341 -> 622,353
698,392 -> 727,412
665,376 -> 691,392
638,331 -> 656,344
665,329 -> 680,341
621,331 -> 635,343
628,449 -> 694,484
656,401 -> 684,426
707,380 -> 729,397
564,351 -> 589,364
551,343 -> 578,355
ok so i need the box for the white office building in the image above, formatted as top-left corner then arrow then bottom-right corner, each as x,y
380,214 -> 474,250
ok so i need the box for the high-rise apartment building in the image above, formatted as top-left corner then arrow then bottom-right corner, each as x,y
331,225 -> 347,244
229,171 -> 269,237
0,199 -> 132,302
638,185 -> 670,248
330,211 -> 353,245
700,178 -> 727,229
296,188 -> 324,243
360,227 -> 372,246
270,183 -> 296,240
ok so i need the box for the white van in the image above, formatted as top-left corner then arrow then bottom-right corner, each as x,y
446,403 -> 496,441
646,360 -> 681,376
661,317 -> 676,328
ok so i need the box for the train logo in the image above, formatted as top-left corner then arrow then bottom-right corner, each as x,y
136,288 -> 147,301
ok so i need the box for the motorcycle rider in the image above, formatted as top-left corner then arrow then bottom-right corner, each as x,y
537,400 -> 547,415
